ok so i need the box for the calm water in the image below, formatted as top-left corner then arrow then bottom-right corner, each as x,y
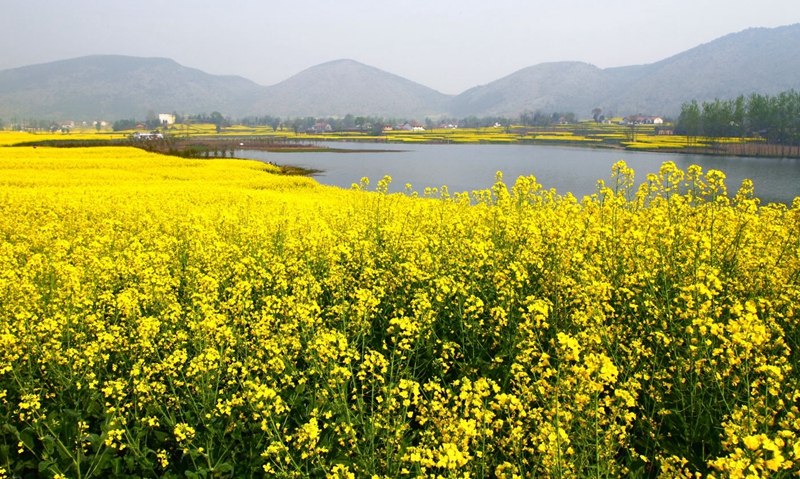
238,143 -> 800,205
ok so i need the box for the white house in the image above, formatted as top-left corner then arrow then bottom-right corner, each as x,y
309,122 -> 332,133
623,116 -> 665,125
399,121 -> 425,131
158,113 -> 176,125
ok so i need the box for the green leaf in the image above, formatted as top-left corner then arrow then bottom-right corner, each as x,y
97,451 -> 112,470
111,457 -> 124,474
42,435 -> 56,455
19,428 -> 35,451
37,459 -> 55,472
215,462 -> 234,473
88,433 -> 102,450
2,423 -> 18,435
45,413 -> 64,435
55,439 -> 72,461
87,399 -> 104,416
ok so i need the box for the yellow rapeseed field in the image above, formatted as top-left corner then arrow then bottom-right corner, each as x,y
1,145 -> 799,478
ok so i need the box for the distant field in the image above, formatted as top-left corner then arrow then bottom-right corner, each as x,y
3,123 -> 787,158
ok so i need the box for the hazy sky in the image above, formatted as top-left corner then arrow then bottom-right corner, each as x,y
2,0 -> 797,95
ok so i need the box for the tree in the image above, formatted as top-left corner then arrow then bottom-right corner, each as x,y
145,110 -> 160,129
677,100 -> 701,147
113,119 -> 139,131
592,108 -> 603,123
355,117 -> 366,132
626,122 -> 638,142
786,90 -> 800,154
370,122 -> 385,136
289,118 -> 303,135
746,93 -> 770,137
210,111 -> 225,133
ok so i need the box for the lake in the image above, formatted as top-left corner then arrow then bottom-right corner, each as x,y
238,143 -> 800,205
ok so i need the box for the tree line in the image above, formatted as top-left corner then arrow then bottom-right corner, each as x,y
676,90 -> 800,147
5,109 -> 584,134
237,111 -> 579,132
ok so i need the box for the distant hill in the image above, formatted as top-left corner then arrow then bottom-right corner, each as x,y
448,62 -> 617,118
449,24 -> 800,118
0,24 -> 798,121
250,59 -> 451,119
0,55 -> 262,120
597,24 -> 800,117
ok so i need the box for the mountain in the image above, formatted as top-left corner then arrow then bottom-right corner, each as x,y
448,24 -> 800,118
0,24 -> 798,121
0,55 -> 262,120
597,24 -> 800,116
449,62 -> 617,118
0,56 -> 451,121
251,59 -> 451,118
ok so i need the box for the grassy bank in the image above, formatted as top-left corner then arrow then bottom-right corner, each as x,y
5,122 -> 793,158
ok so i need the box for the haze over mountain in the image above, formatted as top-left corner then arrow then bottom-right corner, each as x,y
450,24 -> 800,118
599,23 -> 800,116
247,59 -> 451,119
0,24 -> 798,122
0,55 -> 262,121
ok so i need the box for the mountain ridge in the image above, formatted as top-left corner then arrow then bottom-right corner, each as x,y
448,24 -> 800,118
247,59 -> 452,118
0,24 -> 798,121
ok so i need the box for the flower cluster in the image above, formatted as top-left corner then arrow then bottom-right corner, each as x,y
1,145 -> 799,477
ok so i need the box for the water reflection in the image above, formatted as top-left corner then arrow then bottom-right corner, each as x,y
238,143 -> 800,205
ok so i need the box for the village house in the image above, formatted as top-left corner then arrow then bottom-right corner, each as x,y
308,122 -> 332,134
397,121 -> 425,131
621,116 -> 664,125
158,113 -> 176,125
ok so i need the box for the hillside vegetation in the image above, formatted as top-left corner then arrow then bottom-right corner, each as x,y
0,56 -> 261,120
449,24 -> 800,118
248,60 -> 451,119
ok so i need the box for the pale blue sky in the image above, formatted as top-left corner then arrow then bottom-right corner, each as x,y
2,0 -> 797,94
